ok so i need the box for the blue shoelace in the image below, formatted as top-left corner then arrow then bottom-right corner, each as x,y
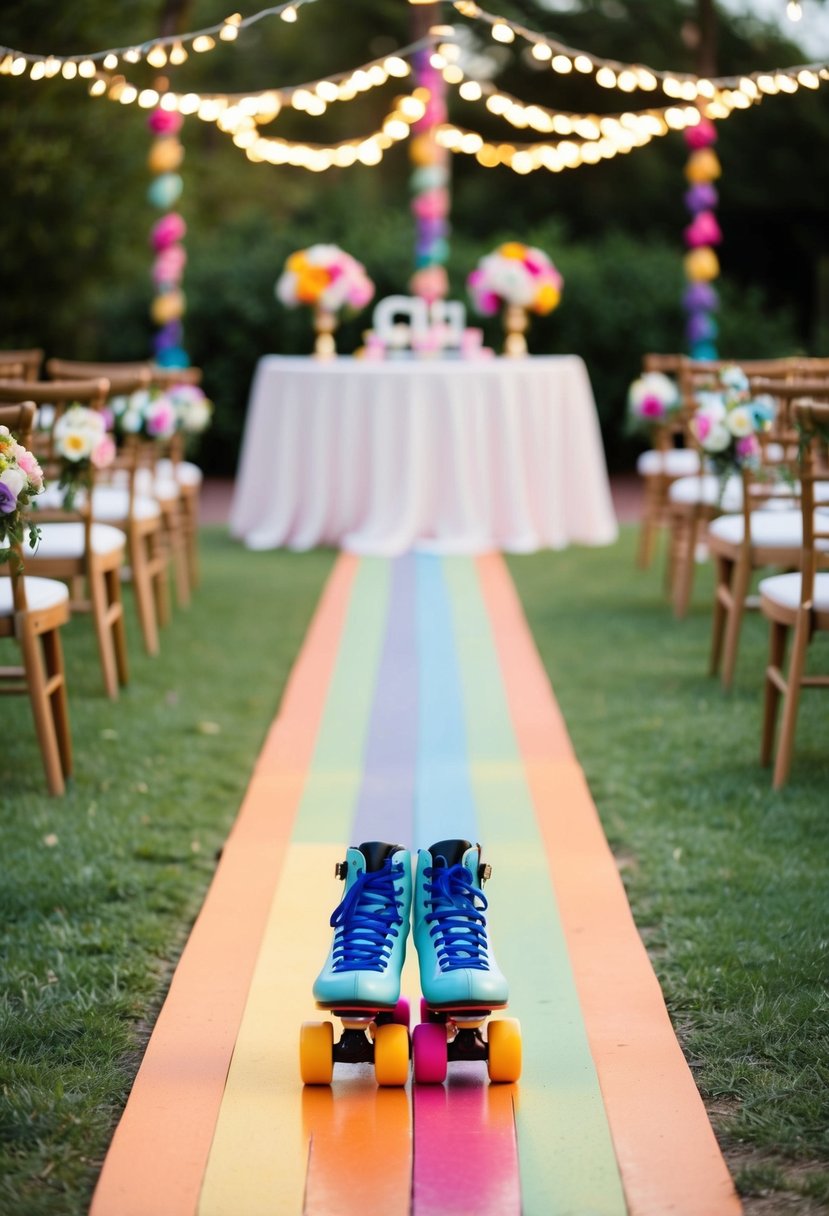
424,860 -> 489,972
330,859 -> 405,972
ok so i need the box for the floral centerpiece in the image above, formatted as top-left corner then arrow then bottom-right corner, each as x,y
467,242 -> 563,355
53,405 -> 116,509
275,244 -> 375,357
627,371 -> 681,434
690,365 -> 775,478
0,424 -> 45,563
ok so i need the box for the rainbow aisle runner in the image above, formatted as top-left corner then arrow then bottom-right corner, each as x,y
91,554 -> 742,1216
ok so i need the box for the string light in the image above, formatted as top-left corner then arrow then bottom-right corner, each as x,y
87,37 -> 432,121
451,0 -> 829,100
0,0 -> 315,77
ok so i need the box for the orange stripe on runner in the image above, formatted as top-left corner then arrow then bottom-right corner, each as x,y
476,553 -> 742,1216
89,554 -> 357,1216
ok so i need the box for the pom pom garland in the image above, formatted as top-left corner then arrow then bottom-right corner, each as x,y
682,118 -> 721,360
148,105 -> 188,366
409,46 -> 451,303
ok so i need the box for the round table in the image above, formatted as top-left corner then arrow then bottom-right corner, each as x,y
229,355 -> 618,555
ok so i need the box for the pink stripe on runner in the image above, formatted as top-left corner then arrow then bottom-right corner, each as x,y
413,1073 -> 521,1216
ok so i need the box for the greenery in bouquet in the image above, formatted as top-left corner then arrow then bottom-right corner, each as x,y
467,242 -> 563,317
53,404 -> 116,510
689,365 -> 775,479
0,424 -> 45,564
626,371 -> 681,436
275,244 -> 375,316
110,389 -> 178,443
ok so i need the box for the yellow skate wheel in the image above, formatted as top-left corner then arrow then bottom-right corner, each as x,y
300,1021 -> 334,1085
487,1018 -> 522,1083
374,1022 -> 410,1087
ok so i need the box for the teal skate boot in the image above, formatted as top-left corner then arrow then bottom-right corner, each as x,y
300,841 -> 412,1086
412,839 -> 521,1084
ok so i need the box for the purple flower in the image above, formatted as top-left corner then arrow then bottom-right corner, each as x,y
0,482 -> 17,514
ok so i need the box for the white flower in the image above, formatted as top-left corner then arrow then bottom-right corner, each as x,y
726,405 -> 754,437
275,272 -> 298,307
120,409 -> 144,434
703,422 -> 731,452
0,466 -> 26,496
720,366 -> 749,393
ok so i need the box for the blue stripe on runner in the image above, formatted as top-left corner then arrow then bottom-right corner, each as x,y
414,555 -> 478,847
350,555 -> 418,850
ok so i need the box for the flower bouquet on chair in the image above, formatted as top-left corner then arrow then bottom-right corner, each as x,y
626,372 -> 681,436
0,425 -> 45,563
52,406 -> 116,510
690,365 -> 774,484
109,390 -> 177,443
467,242 -> 563,356
275,244 -> 375,358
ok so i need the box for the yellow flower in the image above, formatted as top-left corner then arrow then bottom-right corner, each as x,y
534,284 -> 561,315
499,242 -> 528,260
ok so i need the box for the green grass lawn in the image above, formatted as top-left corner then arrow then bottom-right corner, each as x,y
2,527 -> 827,1214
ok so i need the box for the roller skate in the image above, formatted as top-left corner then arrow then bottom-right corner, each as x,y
412,839 -> 521,1084
300,841 -> 412,1087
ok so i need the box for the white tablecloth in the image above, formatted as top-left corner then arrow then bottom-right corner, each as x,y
229,355 -> 617,555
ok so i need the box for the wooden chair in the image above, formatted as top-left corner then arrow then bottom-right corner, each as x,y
0,402 -> 73,795
760,398 -> 829,787
707,379 -> 829,689
0,348 -> 44,381
634,354 -> 701,569
665,358 -> 828,618
47,358 -> 203,595
0,378 -> 130,698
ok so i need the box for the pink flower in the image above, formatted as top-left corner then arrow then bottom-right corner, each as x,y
146,400 -> 177,439
16,447 -> 44,489
695,414 -> 713,442
640,397 -> 666,419
91,435 -> 116,469
736,434 -> 759,459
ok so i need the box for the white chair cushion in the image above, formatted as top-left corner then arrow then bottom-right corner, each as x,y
24,522 -> 126,559
760,571 -> 829,613
636,448 -> 701,477
708,509 -> 803,548
92,486 -> 162,522
156,457 -> 203,487
0,575 -> 70,616
668,473 -> 743,511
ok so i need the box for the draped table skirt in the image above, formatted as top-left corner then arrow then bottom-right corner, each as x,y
229,355 -> 618,555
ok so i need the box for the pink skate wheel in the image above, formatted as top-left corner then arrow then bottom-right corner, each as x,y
413,1022 -> 447,1084
419,998 -> 440,1024
392,997 -> 411,1028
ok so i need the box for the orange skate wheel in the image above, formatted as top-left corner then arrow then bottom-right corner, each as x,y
487,1018 -> 522,1083
373,1022 -> 410,1087
300,1020 -> 334,1085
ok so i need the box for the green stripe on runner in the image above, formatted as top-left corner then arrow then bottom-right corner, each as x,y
442,557 -> 627,1216
293,557 -> 393,843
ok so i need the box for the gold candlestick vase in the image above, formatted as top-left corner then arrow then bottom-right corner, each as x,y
503,304 -> 529,357
313,307 -> 338,359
